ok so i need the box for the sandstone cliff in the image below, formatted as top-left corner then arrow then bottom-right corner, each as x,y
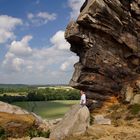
65,0 -> 140,110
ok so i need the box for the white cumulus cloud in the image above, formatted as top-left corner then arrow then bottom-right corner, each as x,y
12,58 -> 25,72
2,35 -> 33,73
50,30 -> 70,50
68,0 -> 85,19
60,56 -> 78,71
2,52 -> 25,72
9,35 -> 33,57
27,11 -> 57,26
0,15 -> 22,43
1,30 -> 78,84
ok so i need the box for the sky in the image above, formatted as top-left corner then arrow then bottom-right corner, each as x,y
0,0 -> 85,85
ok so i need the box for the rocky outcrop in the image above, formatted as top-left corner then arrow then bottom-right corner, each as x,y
0,101 -> 29,114
65,0 -> 140,110
50,105 -> 90,140
121,83 -> 140,104
0,101 -> 49,138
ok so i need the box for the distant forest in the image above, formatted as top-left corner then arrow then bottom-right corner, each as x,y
0,84 -> 80,103
0,84 -> 68,88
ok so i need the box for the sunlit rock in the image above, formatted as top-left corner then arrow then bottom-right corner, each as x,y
65,0 -> 140,110
50,105 -> 90,140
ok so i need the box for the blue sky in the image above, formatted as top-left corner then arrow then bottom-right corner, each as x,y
0,0 -> 85,84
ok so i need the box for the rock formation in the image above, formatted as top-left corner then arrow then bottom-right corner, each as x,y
65,0 -> 140,110
0,101 -> 29,114
50,105 -> 90,140
0,101 -> 49,138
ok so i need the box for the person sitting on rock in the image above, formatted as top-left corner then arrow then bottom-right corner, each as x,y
80,90 -> 86,106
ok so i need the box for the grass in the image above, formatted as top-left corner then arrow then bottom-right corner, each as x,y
0,112 -> 35,138
12,100 -> 79,119
0,112 -> 35,127
28,127 -> 50,138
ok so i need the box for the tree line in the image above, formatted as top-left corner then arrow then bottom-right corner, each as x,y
0,88 -> 80,103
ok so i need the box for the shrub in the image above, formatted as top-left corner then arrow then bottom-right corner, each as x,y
0,127 -> 6,140
27,127 -> 50,138
129,104 -> 140,115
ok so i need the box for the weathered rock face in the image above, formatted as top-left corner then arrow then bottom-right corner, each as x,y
50,105 -> 90,140
65,0 -> 140,109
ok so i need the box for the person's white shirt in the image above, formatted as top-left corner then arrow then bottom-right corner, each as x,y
80,93 -> 86,105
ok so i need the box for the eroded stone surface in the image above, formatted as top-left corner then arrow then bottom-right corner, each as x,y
50,105 -> 90,140
65,0 -> 140,110
0,101 -> 29,114
94,115 -> 111,125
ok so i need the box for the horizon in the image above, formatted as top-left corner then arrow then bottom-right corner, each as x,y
0,83 -> 68,86
0,0 -> 85,84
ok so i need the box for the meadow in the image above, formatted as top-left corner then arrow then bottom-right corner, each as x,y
13,100 -> 79,119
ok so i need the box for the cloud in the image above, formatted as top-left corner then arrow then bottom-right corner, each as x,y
2,35 -> 33,72
12,58 -> 25,72
35,0 -> 40,5
50,30 -> 70,50
27,11 -> 57,26
27,13 -> 34,19
2,52 -> 25,72
60,56 -> 78,71
68,0 -> 85,19
1,31 -> 78,84
9,35 -> 32,57
0,15 -> 22,43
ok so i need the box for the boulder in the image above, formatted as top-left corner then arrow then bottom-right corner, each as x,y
48,118 -> 62,129
94,115 -> 111,125
0,101 -> 49,138
121,85 -> 134,103
125,85 -> 134,102
131,94 -> 140,104
0,101 -> 29,114
50,105 -> 90,140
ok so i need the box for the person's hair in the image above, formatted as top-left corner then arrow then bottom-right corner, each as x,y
81,89 -> 86,92
80,90 -> 85,94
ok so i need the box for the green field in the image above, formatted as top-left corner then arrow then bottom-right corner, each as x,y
13,100 -> 79,119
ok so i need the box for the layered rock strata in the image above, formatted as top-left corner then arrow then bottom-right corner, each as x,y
65,0 -> 140,110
